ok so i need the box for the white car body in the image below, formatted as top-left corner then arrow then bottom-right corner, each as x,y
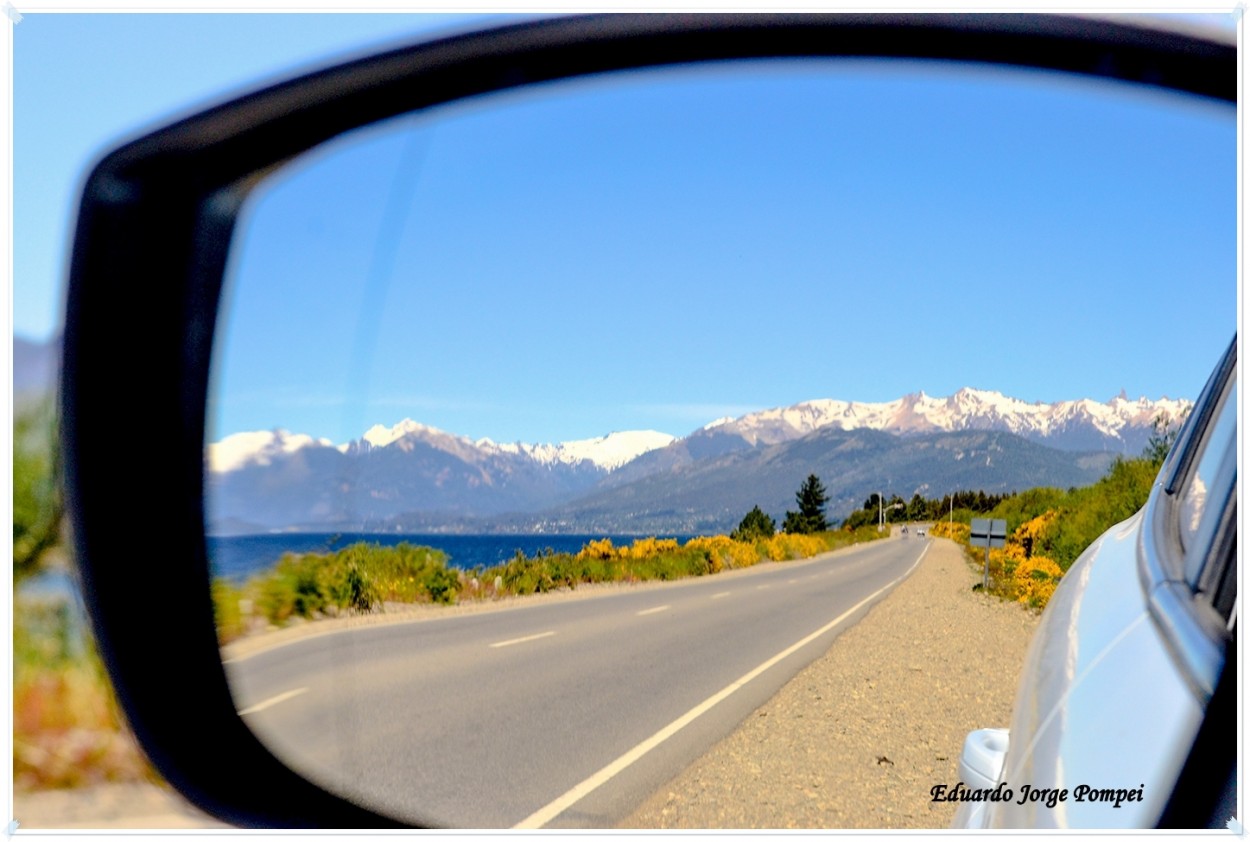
953,339 -> 1237,829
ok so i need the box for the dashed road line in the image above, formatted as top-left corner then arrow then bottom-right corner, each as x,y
489,631 -> 556,649
637,606 -> 671,616
514,542 -> 930,829
238,687 -> 308,716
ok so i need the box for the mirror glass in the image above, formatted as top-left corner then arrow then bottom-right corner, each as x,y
204,57 -> 1233,827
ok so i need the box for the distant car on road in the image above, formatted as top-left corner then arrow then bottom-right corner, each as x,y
916,527 -> 926,538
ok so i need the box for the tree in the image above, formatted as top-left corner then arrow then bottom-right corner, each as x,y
783,474 -> 829,534
731,505 -> 776,541
14,401 -> 63,583
1143,411 -> 1186,467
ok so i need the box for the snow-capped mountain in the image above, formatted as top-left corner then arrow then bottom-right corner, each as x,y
210,420 -> 674,476
205,388 -> 1188,533
209,387 -> 1185,478
485,429 -> 677,471
205,421 -> 676,532
691,388 -> 1188,454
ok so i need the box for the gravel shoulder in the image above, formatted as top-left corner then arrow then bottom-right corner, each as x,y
621,536 -> 1041,829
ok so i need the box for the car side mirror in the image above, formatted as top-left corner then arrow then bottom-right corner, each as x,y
60,13 -> 1234,828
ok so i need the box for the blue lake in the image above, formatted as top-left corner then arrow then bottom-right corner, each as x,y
207,532 -> 694,582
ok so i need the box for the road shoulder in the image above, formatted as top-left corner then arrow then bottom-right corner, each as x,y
621,537 -> 1040,829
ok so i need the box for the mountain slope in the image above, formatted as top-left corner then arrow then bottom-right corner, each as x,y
460,426 -> 1117,536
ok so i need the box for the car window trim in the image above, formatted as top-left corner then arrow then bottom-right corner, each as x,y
1180,378 -> 1238,581
1164,337 -> 1237,496
1139,340 -> 1236,704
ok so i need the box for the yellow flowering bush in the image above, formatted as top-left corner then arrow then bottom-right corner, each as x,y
940,510 -> 1064,609
1013,555 -> 1063,608
762,532 -> 833,561
619,537 -> 680,559
929,521 -> 969,542
577,538 -> 618,560
1010,510 -> 1059,554
686,535 -> 761,572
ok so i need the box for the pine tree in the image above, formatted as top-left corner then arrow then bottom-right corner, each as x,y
732,505 -> 776,541
783,474 -> 829,534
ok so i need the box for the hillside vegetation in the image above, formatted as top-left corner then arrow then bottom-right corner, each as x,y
926,455 -> 1161,608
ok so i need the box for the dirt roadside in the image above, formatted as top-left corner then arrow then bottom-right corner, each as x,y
622,536 -> 1040,829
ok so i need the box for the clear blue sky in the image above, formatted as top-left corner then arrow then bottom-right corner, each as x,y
14,13 -> 1238,447
14,12 -> 499,337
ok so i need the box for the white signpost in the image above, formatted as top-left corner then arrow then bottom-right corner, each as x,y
970,518 -> 1007,589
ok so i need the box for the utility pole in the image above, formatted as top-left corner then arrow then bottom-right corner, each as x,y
878,493 -> 901,533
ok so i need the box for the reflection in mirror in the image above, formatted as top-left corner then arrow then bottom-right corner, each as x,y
204,59 -> 1232,827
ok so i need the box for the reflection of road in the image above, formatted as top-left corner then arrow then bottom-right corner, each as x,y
225,537 -> 928,829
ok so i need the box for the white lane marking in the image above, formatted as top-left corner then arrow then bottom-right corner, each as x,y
756,584 -> 771,590
514,542 -> 929,830
787,579 -> 799,584
637,606 -> 671,616
238,687 -> 308,716
711,592 -> 731,600
490,631 -> 556,649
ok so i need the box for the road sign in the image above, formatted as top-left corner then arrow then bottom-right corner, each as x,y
970,518 -> 1007,548
970,518 -> 1008,590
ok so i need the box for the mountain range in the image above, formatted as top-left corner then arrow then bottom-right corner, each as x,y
207,388 -> 1187,535
14,335 -> 59,406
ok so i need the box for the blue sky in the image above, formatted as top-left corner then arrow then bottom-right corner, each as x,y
14,13 -> 1238,447
14,12 -> 498,338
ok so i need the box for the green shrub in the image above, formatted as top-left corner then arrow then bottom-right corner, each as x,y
423,565 -> 460,604
211,578 -> 247,643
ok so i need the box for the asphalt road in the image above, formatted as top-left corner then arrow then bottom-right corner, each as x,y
224,535 -> 928,828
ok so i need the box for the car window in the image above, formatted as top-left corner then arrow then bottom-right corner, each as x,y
1163,338 -> 1236,497
1178,377 -> 1236,587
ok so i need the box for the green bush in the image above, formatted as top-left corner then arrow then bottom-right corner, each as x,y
211,578 -> 247,643
218,542 -> 462,634
423,565 -> 460,604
